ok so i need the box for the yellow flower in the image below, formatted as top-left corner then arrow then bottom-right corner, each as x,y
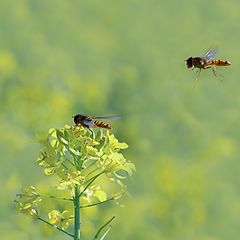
48,210 -> 73,230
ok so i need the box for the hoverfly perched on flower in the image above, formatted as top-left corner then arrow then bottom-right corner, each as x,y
185,48 -> 231,78
73,114 -> 120,131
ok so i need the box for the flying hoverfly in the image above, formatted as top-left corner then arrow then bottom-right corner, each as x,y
185,48 -> 231,77
73,114 -> 120,130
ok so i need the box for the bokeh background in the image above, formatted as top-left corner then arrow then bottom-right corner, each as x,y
1,0 -> 240,239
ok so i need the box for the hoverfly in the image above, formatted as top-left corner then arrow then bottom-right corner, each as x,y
73,114 -> 120,131
185,48 -> 231,78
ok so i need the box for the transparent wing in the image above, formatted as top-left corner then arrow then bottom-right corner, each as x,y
94,116 -> 121,120
203,48 -> 218,60
82,119 -> 95,127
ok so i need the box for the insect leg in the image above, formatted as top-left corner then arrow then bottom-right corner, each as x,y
196,68 -> 201,78
211,67 -> 217,76
192,69 -> 201,90
211,67 -> 223,81
88,128 -> 94,139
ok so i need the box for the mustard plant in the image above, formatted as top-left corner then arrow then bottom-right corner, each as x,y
15,125 -> 135,240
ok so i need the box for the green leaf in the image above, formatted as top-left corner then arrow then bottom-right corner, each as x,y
86,146 -> 100,156
95,129 -> 103,142
56,130 -> 69,146
114,142 -> 128,149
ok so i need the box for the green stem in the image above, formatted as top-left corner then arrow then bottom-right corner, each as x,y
85,166 -> 102,179
74,185 -> 81,240
84,159 -> 98,169
80,197 -> 114,208
93,216 -> 115,239
39,194 -> 72,201
79,171 -> 105,198
38,217 -> 74,238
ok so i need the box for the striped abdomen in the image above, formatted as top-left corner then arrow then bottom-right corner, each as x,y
94,120 -> 112,129
207,59 -> 231,66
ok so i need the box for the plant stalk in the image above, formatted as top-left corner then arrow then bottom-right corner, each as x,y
38,217 -> 74,237
74,185 -> 81,240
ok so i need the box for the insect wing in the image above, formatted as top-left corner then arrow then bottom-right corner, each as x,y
82,118 -> 96,127
203,48 -> 218,60
94,116 -> 121,120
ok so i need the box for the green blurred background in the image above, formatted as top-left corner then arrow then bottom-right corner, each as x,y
1,0 -> 240,239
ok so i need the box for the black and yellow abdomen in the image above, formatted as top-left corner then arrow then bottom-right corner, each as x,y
208,59 -> 231,66
94,120 -> 112,129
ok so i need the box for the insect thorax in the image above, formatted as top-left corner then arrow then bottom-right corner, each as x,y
73,114 -> 89,125
192,57 -> 205,68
